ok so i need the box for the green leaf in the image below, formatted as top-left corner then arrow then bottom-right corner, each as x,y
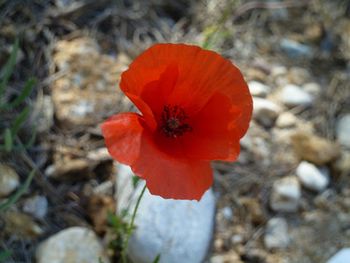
5,78 -> 36,109
0,169 -> 35,212
132,175 -> 140,189
152,254 -> 161,263
10,106 -> 30,135
0,250 -> 11,262
4,128 -> 13,152
0,39 -> 19,98
107,211 -> 128,232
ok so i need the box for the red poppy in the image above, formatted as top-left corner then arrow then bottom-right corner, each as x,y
101,43 -> 252,200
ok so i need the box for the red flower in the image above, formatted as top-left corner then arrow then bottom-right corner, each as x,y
101,43 -> 252,200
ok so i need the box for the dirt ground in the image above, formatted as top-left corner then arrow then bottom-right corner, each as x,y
0,0 -> 349,262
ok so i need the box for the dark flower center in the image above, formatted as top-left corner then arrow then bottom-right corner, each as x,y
160,105 -> 192,138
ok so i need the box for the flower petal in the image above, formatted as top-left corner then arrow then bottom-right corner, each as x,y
140,63 -> 179,119
132,131 -> 213,200
121,43 -> 252,120
101,113 -> 144,165
181,92 -> 242,161
101,112 -> 212,200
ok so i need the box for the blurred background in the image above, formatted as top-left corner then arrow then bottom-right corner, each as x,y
0,0 -> 349,262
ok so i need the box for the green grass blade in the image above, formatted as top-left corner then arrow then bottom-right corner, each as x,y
152,254 -> 161,263
0,39 -> 19,98
10,106 -> 30,135
6,78 -> 36,109
4,128 -> 13,152
0,250 -> 12,262
0,169 -> 35,212
24,127 -> 37,149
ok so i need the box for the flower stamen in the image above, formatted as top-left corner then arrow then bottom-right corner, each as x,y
161,105 -> 192,138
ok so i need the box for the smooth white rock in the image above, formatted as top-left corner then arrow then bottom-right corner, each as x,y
248,81 -> 271,97
264,217 -> 290,249
23,195 -> 48,219
327,248 -> 350,263
0,164 -> 20,197
69,100 -> 94,117
296,161 -> 329,192
36,227 -> 109,263
115,163 -> 216,263
280,84 -> 313,107
31,95 -> 54,133
221,206 -> 233,221
276,112 -> 297,128
303,82 -> 321,96
336,114 -> 350,149
253,98 -> 282,127
270,176 -> 301,212
271,65 -> 287,77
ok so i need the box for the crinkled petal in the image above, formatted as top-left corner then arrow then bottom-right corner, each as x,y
132,131 -> 213,200
140,63 -> 179,118
101,113 -> 145,165
121,44 -> 252,135
101,112 -> 213,200
181,92 -> 241,161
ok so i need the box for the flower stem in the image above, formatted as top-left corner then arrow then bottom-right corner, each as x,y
121,184 -> 147,263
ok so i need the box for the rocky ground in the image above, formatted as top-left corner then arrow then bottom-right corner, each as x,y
0,0 -> 349,263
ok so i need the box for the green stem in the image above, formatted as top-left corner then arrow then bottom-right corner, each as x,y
121,184 -> 147,263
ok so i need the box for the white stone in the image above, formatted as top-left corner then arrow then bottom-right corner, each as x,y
221,206 -> 233,221
296,161 -> 329,192
0,164 -> 19,197
253,98 -> 282,127
36,227 -> 109,263
210,251 -> 242,263
327,248 -> 350,263
115,164 -> 216,263
264,217 -> 290,249
129,188 -> 215,263
280,84 -> 314,107
23,195 -> 48,219
231,234 -> 243,244
336,114 -> 350,149
276,112 -> 297,128
69,100 -> 94,117
31,95 -> 54,133
270,176 -> 301,212
271,65 -> 287,76
303,82 -> 321,96
248,81 -> 271,97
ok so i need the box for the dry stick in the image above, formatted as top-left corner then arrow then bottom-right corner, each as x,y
16,137 -> 63,204
121,184 -> 147,263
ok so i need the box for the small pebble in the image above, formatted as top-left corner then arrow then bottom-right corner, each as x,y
280,39 -> 313,58
264,217 -> 290,250
248,81 -> 271,97
336,114 -> 350,149
280,84 -> 314,107
253,98 -> 282,127
276,112 -> 297,128
23,195 -> 48,219
36,227 -> 109,263
0,164 -> 20,197
270,176 -> 301,212
296,161 -> 329,192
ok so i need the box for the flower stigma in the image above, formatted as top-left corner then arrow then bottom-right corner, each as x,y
161,105 -> 192,138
